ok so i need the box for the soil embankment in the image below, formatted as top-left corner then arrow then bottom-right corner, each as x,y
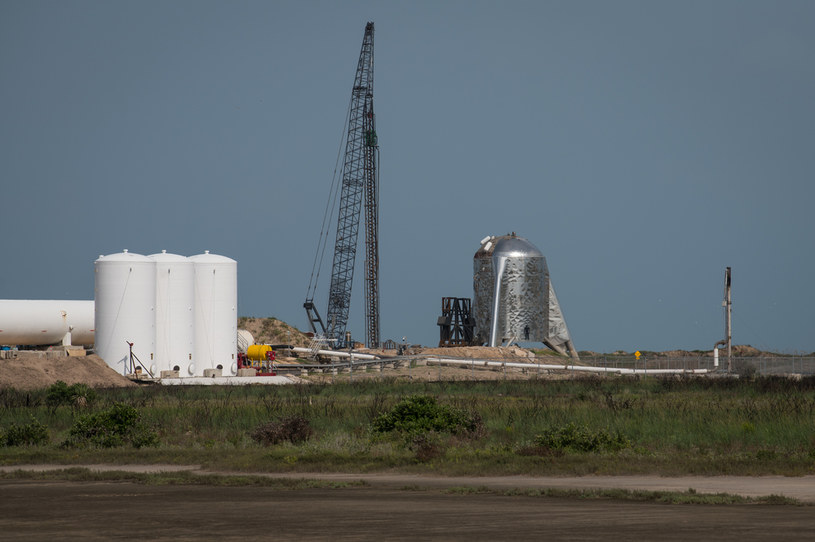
0,352 -> 135,390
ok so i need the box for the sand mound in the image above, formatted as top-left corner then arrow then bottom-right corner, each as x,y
238,317 -> 312,347
418,346 -> 536,360
0,352 -> 136,390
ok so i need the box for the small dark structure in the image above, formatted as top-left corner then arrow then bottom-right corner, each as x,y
437,297 -> 476,347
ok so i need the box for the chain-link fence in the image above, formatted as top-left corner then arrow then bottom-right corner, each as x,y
576,356 -> 815,376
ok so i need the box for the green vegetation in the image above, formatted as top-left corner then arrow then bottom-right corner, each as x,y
1,417 -> 49,447
1,376 -> 814,477
441,485 -> 801,505
0,467 -> 368,489
532,422 -> 631,453
46,381 -> 97,412
251,415 -> 313,446
64,404 -> 158,448
0,467 -> 802,505
371,395 -> 482,436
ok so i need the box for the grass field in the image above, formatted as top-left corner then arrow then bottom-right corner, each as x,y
1,376 -> 815,477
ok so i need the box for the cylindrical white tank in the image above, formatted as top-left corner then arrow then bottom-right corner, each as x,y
190,251 -> 237,376
94,250 -> 156,376
236,329 -> 254,354
0,300 -> 95,346
149,251 -> 194,376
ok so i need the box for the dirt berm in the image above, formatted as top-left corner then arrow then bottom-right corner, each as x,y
0,352 -> 135,390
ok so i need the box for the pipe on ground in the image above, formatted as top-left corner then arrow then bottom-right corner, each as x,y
424,357 -> 710,375
290,347 -> 379,360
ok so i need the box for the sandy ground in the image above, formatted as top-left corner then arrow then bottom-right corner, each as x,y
0,352 -> 135,390
0,346 -> 560,390
1,475 -> 814,540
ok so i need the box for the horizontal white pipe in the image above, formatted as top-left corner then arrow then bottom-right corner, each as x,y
425,357 -> 710,375
161,376 -> 297,386
0,300 -> 94,346
290,347 -> 379,360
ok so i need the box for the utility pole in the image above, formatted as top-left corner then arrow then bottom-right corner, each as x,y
725,267 -> 732,372
713,267 -> 732,372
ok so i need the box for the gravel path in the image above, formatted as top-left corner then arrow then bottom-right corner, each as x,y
3,464 -> 814,502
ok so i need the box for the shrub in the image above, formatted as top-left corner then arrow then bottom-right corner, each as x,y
251,415 -> 313,446
372,395 -> 483,436
516,444 -> 565,458
46,381 -> 97,411
2,418 -> 49,446
64,403 -> 158,448
734,362 -> 757,380
0,388 -> 41,409
409,432 -> 444,462
45,381 -> 71,409
533,423 -> 631,453
755,449 -> 778,461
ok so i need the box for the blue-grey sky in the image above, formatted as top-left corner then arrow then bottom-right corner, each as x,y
2,1 -> 813,353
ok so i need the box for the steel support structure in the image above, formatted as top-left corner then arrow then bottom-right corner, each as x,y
324,22 -> 380,349
437,297 -> 476,347
362,96 -> 380,348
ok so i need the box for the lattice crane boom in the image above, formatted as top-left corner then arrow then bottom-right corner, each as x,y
362,92 -> 380,349
304,22 -> 380,349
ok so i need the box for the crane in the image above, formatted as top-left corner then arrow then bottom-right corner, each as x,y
304,22 -> 380,349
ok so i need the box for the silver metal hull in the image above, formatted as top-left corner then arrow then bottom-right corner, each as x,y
473,234 -> 574,354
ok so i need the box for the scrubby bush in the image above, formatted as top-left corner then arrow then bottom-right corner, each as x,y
251,415 -> 313,446
46,381 -> 97,411
532,423 -> 631,453
2,418 -> 49,446
372,395 -> 483,437
0,387 -> 41,409
409,432 -> 444,462
64,403 -> 158,448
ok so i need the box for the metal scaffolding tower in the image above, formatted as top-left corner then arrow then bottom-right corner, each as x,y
304,22 -> 380,349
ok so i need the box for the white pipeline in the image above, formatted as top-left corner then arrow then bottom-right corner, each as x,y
425,357 -> 710,375
290,347 -> 380,360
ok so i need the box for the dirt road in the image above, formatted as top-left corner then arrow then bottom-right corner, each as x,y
1,480 -> 814,541
3,464 -> 815,502
2,466 -> 815,540
254,471 -> 815,503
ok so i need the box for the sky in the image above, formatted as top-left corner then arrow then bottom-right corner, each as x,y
1,0 -> 813,353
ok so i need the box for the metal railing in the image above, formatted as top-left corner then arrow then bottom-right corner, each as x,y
272,353 -> 815,378
554,356 -> 815,376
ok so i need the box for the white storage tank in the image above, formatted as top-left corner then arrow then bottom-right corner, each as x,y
94,250 -> 156,375
0,300 -> 95,346
149,251 -> 194,376
236,329 -> 254,354
190,251 -> 237,376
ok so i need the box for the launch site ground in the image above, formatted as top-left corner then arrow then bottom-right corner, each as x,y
0,343 -> 809,391
2,470 -> 815,540
3,328 -> 815,539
